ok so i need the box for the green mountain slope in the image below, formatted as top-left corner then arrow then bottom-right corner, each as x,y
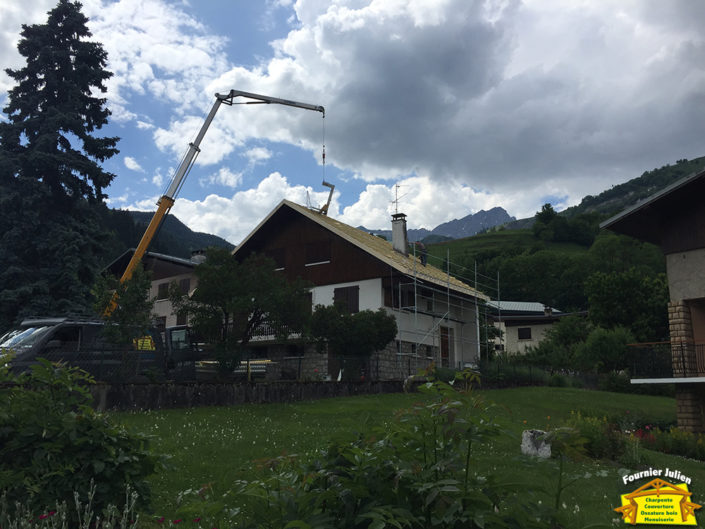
100,209 -> 234,264
564,156 -> 705,218
505,156 -> 705,230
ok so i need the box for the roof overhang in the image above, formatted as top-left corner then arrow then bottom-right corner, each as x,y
600,169 -> 705,245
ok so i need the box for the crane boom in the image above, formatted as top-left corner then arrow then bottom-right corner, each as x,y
109,90 -> 324,314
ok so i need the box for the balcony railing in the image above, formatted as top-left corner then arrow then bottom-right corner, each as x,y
249,321 -> 301,342
628,342 -> 705,379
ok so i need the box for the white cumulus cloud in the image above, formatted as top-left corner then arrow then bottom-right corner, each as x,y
124,156 -> 144,172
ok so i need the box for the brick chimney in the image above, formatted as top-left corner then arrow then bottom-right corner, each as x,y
392,213 -> 409,256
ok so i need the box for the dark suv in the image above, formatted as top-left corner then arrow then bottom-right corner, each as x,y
0,317 -> 166,381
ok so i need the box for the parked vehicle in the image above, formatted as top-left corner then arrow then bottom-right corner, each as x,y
0,318 -> 270,382
0,317 -> 166,381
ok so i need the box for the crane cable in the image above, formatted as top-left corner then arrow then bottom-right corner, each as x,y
321,111 -> 326,181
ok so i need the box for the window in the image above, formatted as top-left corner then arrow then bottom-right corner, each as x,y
179,278 -> 190,294
333,285 -> 359,313
518,327 -> 532,340
176,313 -> 188,326
305,241 -> 331,266
157,282 -> 169,300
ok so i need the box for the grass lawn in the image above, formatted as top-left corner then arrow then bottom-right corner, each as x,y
114,386 -> 705,527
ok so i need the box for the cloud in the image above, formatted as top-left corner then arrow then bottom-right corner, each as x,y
151,168 -> 167,188
81,0 -> 232,121
200,167 -> 243,188
124,156 -> 144,172
164,170 -> 559,245
244,146 -> 272,165
4,0 -> 705,232
0,1 -> 55,92
194,0 -> 705,206
337,174 -> 561,230
170,172 -> 337,244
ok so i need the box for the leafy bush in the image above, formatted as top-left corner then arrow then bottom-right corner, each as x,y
575,326 -> 634,372
566,411 -> 637,464
432,366 -> 457,383
0,359 -> 161,523
635,427 -> 705,461
478,358 -> 550,387
548,373 -> 570,387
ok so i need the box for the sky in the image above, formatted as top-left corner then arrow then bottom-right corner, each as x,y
1,0 -> 704,246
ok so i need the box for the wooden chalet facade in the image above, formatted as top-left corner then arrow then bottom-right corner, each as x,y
234,200 -> 488,380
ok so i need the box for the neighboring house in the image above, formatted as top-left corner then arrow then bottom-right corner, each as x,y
232,200 -> 489,380
487,301 -> 571,354
106,249 -> 202,328
602,168 -> 705,432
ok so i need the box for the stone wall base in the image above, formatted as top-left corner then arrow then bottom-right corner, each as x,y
676,384 -> 705,432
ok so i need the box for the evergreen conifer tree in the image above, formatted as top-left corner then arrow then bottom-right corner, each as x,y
0,0 -> 119,330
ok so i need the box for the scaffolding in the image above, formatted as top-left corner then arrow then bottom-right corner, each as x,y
392,245 -> 500,377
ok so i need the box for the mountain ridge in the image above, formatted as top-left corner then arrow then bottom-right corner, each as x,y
360,206 -> 515,242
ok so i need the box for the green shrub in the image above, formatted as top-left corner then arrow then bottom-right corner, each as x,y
566,411 -> 636,463
548,373 -> 569,387
643,427 -> 705,461
433,366 -> 457,383
478,358 -> 550,387
0,359 -> 161,523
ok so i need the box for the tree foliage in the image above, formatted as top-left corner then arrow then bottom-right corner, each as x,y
310,304 -> 398,359
0,360 -> 159,524
0,1 -> 119,331
92,264 -> 155,345
0,201 -> 112,329
526,315 -> 592,372
0,0 -> 118,204
532,203 -> 599,246
575,326 -> 635,373
585,268 -> 669,342
170,248 -> 312,369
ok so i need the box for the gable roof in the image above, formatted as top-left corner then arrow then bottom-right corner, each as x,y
105,249 -> 195,280
600,168 -> 705,246
234,200 -> 488,301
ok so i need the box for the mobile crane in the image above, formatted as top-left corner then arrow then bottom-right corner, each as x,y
113,90 -> 325,302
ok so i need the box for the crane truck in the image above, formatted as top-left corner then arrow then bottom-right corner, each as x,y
108,90 -> 325,314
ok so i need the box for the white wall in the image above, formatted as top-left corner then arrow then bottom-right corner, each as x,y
667,248 -> 705,301
497,322 -> 554,354
311,278 -> 383,310
310,278 -> 480,367
151,273 -> 197,328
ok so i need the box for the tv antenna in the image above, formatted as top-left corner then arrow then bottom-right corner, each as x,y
391,183 -> 408,214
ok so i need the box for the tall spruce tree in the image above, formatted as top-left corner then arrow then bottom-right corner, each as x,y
0,0 -> 119,330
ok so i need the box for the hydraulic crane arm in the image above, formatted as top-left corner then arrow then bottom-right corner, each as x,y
111,90 -> 324,312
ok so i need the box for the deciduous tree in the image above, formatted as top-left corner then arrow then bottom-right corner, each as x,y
170,248 -> 312,371
310,304 -> 397,379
